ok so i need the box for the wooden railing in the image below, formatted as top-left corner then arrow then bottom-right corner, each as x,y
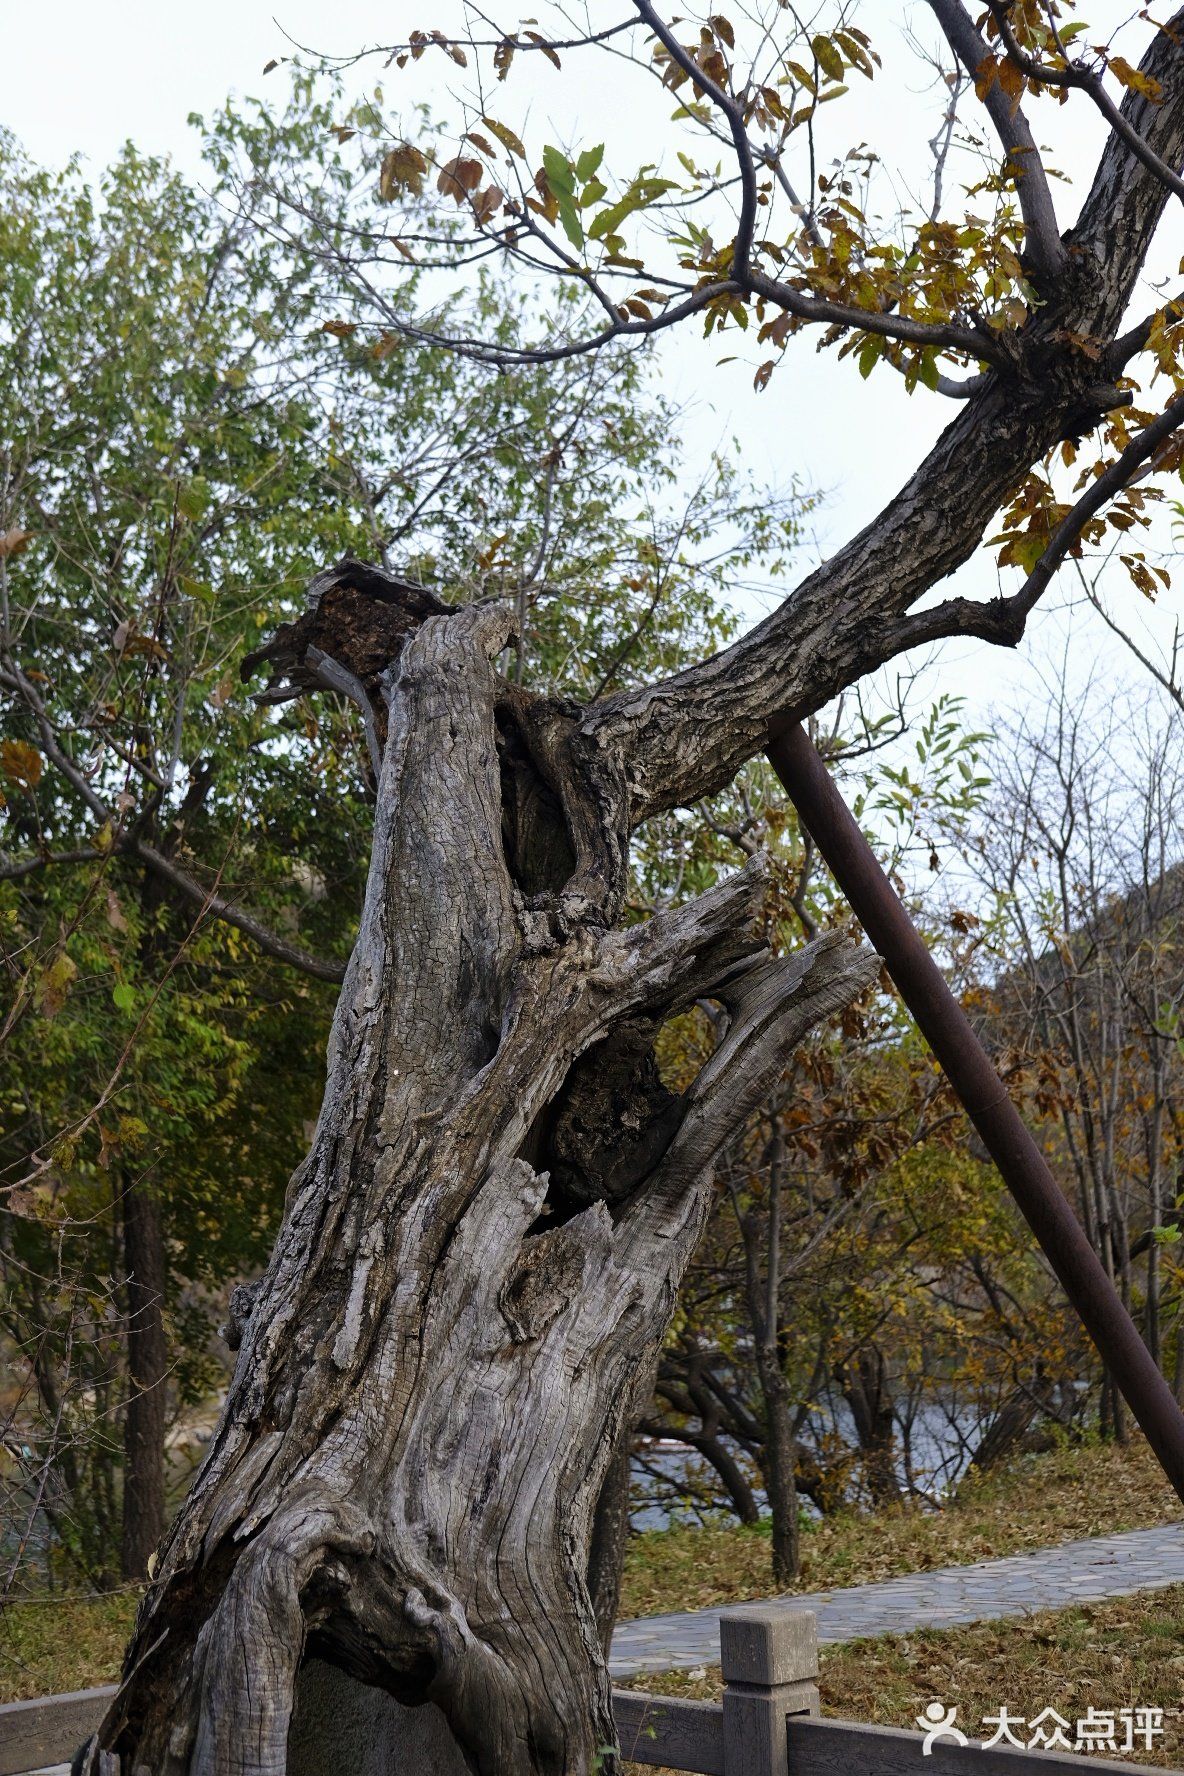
0,1608 -> 1172,1775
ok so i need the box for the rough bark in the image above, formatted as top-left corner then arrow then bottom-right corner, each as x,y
121,1178 -> 169,1583
84,596 -> 874,1776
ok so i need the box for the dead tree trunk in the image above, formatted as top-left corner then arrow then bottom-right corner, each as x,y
82,590 -> 872,1776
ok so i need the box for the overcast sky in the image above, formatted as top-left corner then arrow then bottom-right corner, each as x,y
6,1 -> 1182,755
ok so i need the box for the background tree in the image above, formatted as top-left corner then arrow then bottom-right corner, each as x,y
960,680 -> 1184,1422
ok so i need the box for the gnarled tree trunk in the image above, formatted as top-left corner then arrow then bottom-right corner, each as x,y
81,589 -> 872,1776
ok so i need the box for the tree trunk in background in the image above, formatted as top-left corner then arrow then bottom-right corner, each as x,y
588,1443 -> 632,1656
841,1346 -> 903,1507
755,1353 -> 799,1584
967,1374 -> 1055,1474
121,1176 -> 168,1581
82,595 -> 871,1776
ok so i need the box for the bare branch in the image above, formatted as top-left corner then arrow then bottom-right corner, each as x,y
631,0 -> 759,283
131,839 -> 348,984
1,657 -> 347,984
0,846 -> 104,883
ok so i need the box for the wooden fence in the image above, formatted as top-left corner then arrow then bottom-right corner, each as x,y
0,1608 -> 1172,1776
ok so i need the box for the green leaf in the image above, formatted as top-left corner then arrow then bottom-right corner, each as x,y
555,193 -> 585,248
588,178 -> 678,241
575,144 -> 605,181
113,982 -> 137,1013
812,33 -> 845,81
542,145 -> 576,195
857,335 -> 882,379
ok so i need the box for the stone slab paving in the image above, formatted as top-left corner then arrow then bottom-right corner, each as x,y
609,1521 -> 1184,1677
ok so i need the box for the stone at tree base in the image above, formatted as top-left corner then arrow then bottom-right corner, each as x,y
289,1661 -> 468,1776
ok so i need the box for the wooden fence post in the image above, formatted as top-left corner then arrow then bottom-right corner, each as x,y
720,1606 -> 819,1776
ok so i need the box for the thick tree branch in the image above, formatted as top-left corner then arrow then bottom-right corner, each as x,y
1007,387 -> 1184,617
1070,9 -> 1184,339
1112,291 -> 1184,367
926,0 -> 1067,278
744,269 -> 1009,365
886,386 -> 1184,655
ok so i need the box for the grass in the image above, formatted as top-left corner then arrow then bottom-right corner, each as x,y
620,1583 -> 1184,1772
621,1435 -> 1180,1619
0,1586 -> 139,1704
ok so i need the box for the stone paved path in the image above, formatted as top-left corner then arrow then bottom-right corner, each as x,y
608,1521 -> 1184,1677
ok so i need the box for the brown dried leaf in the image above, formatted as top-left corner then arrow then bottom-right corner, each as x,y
437,156 -> 484,202
0,526 -> 34,558
379,143 -> 428,201
525,30 -> 561,69
472,185 -> 504,225
106,889 -> 129,933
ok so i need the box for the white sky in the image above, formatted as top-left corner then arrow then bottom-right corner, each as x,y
5,1 -> 1183,759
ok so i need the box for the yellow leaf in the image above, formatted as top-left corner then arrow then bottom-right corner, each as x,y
482,116 -> 526,158
39,952 -> 78,1019
0,739 -> 42,790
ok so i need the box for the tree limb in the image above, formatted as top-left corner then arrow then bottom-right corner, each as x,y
0,656 -> 347,984
925,0 -> 1067,278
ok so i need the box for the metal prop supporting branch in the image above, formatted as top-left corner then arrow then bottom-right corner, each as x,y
766,721 -> 1184,1506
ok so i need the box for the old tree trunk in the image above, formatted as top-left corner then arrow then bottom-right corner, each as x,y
81,16 -> 1184,1772
86,583 -> 873,1775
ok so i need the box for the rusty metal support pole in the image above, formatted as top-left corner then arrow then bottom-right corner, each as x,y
766,721 -> 1184,1505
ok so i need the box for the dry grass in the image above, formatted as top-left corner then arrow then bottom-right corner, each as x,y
0,1586 -> 139,1704
620,1583 -> 1184,1773
621,1436 -> 1179,1620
